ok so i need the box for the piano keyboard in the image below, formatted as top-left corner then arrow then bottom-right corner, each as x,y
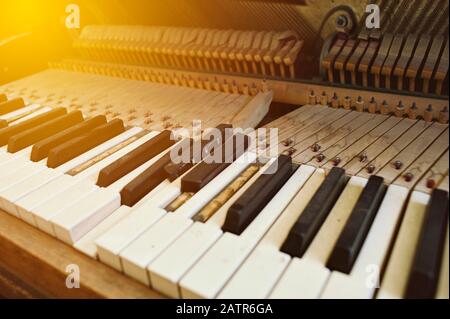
0,89 -> 447,299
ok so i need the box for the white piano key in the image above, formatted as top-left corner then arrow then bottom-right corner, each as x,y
179,164 -> 313,299
13,129 -> 158,224
0,166 -> 62,217
321,185 -> 409,299
377,191 -> 430,299
52,187 -> 121,244
11,130 -> 159,220
55,126 -> 144,173
320,271 -> 370,299
74,205 -> 132,258
0,162 -> 46,193
0,144 -> 33,162
96,206 -> 167,271
220,167 -> 323,299
34,179 -> 99,235
15,174 -> 76,225
120,153 -> 257,285
0,157 -> 31,178
149,222 -> 222,298
272,258 -> 330,299
0,169 -> 62,215
56,140 -> 188,246
121,214 -> 193,285
0,103 -> 41,121
174,152 -> 258,218
95,176 -> 184,272
148,160 -> 273,298
218,246 -> 291,299
7,106 -> 52,125
73,130 -> 160,182
436,224 -> 449,299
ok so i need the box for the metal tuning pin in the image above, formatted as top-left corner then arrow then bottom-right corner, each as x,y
394,101 -> 405,118
355,96 -> 365,112
423,104 -> 434,122
368,97 -> 377,114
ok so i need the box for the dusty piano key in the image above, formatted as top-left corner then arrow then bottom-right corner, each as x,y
267,175 -> 366,299
7,111 -> 84,153
30,115 -> 107,162
217,166 -> 321,299
326,175 -> 387,273
13,128 -> 153,225
280,167 -> 348,258
46,119 -> 125,168
50,138 -> 181,244
148,162 -> 266,298
436,224 -> 449,299
96,159 -> 221,271
119,152 -> 257,285
0,107 -> 67,146
120,152 -> 172,207
180,133 -> 249,193
179,162 -> 312,299
96,130 -> 174,187
74,205 -> 133,258
377,191 -> 432,299
1,129 -> 153,215
321,184 -> 409,299
0,97 -> 25,115
0,103 -> 41,124
222,155 -> 294,235
405,189 -> 449,299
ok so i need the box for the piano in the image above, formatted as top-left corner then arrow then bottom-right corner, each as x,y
0,0 -> 448,299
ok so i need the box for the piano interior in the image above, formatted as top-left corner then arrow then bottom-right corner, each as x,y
0,0 -> 448,299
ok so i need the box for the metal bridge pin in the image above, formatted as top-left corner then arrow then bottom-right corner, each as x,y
393,160 -> 403,170
332,157 -> 341,166
358,152 -> 368,162
311,143 -> 321,152
366,164 -> 376,174
404,172 -> 414,182
316,153 -> 325,162
426,179 -> 436,189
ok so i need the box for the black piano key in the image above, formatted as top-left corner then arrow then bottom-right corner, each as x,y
120,125 -> 234,206
166,124 -> 232,182
280,167 -> 348,258
222,155 -> 295,235
0,107 -> 67,147
180,133 -> 249,193
0,97 -> 25,115
165,162 -> 194,182
405,189 -> 449,299
7,111 -> 84,153
30,115 -> 106,162
120,152 -> 172,207
46,119 -> 125,168
326,175 -> 386,274
96,130 -> 175,187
